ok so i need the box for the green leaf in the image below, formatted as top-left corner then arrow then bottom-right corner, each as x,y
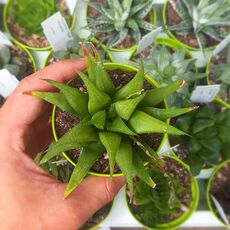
99,132 -> 121,176
113,64 -> 144,101
107,117 -> 136,135
129,111 -> 187,135
45,79 -> 89,117
141,106 -> 198,121
40,123 -> 98,164
86,57 -> 96,83
95,63 -> 116,96
0,45 -> 10,67
132,148 -> 156,188
31,91 -> 76,114
140,81 -> 183,107
116,139 -> 133,194
114,93 -> 145,120
64,142 -> 103,197
90,110 -> 106,130
4,64 -> 20,77
78,71 -> 111,114
192,119 -> 215,134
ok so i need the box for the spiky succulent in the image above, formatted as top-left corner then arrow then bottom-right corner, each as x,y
173,104 -> 230,175
209,44 -> 230,106
0,45 -> 27,79
87,0 -> 157,47
30,44 -> 195,197
9,0 -> 57,35
133,44 -> 205,106
167,0 -> 230,51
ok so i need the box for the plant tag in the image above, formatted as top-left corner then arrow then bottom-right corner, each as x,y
64,0 -> 77,15
0,31 -> 13,47
211,195 -> 230,226
41,12 -> 73,52
190,85 -> 221,103
136,27 -> 162,54
0,69 -> 19,98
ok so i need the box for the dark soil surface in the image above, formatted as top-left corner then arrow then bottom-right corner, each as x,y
7,0 -> 72,48
166,0 -> 219,48
209,49 -> 229,103
87,0 -> 153,49
81,202 -> 112,230
54,69 -> 163,174
210,162 -> 230,224
128,157 -> 192,226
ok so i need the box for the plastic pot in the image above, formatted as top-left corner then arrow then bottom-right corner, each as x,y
206,159 -> 230,228
3,0 -> 76,51
125,155 -> 199,230
51,62 -> 168,177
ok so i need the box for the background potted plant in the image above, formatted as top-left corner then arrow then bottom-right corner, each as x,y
163,0 -> 230,52
4,0 -> 76,50
86,0 -> 157,55
206,159 -> 230,227
26,44 -> 196,198
206,43 -> 230,109
125,155 -> 199,230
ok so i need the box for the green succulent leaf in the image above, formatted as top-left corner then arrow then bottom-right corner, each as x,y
90,110 -> 106,130
129,111 -> 187,135
64,142 -> 103,197
0,45 -> 11,68
99,131 -> 121,176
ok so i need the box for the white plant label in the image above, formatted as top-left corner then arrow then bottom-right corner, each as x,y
64,0 -> 77,15
0,69 -> 19,98
0,31 -> 13,47
190,85 -> 221,103
136,27 -> 162,54
41,12 -> 73,52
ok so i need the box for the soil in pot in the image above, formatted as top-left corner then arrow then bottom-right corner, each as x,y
166,0 -> 221,49
210,162 -> 230,224
208,48 -> 230,104
81,202 -> 112,230
54,69 -> 164,174
87,0 -> 153,49
127,157 -> 193,228
7,0 -> 72,48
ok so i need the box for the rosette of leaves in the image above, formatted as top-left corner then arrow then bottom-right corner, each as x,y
28,44 -> 195,197
174,105 -> 230,175
209,44 -> 230,105
0,45 -> 27,79
9,0 -> 56,35
87,0 -> 157,47
133,45 -> 205,106
167,0 -> 230,51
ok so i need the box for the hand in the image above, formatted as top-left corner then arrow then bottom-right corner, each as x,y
0,60 -> 125,230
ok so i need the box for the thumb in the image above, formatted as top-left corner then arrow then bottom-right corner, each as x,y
60,175 -> 125,227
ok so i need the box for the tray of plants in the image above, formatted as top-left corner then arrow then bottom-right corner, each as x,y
0,0 -> 230,229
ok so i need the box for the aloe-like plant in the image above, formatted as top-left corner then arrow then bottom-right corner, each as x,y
87,0 -> 157,47
209,44 -> 230,105
0,44 -> 27,78
167,0 -> 230,51
28,44 -> 196,197
9,0 -> 57,35
173,104 -> 230,175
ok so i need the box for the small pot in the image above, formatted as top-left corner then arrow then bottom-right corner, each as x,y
125,155 -> 199,230
3,0 -> 76,51
206,55 -> 230,109
162,0 -> 217,51
85,2 -> 157,59
51,63 -> 168,177
206,159 -> 230,227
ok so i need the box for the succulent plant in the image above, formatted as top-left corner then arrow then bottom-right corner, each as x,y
174,104 -> 230,175
28,44 -> 195,197
133,45 -> 205,106
210,44 -> 230,105
167,0 -> 230,51
87,0 -> 157,47
0,44 -> 27,78
9,0 -> 57,35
